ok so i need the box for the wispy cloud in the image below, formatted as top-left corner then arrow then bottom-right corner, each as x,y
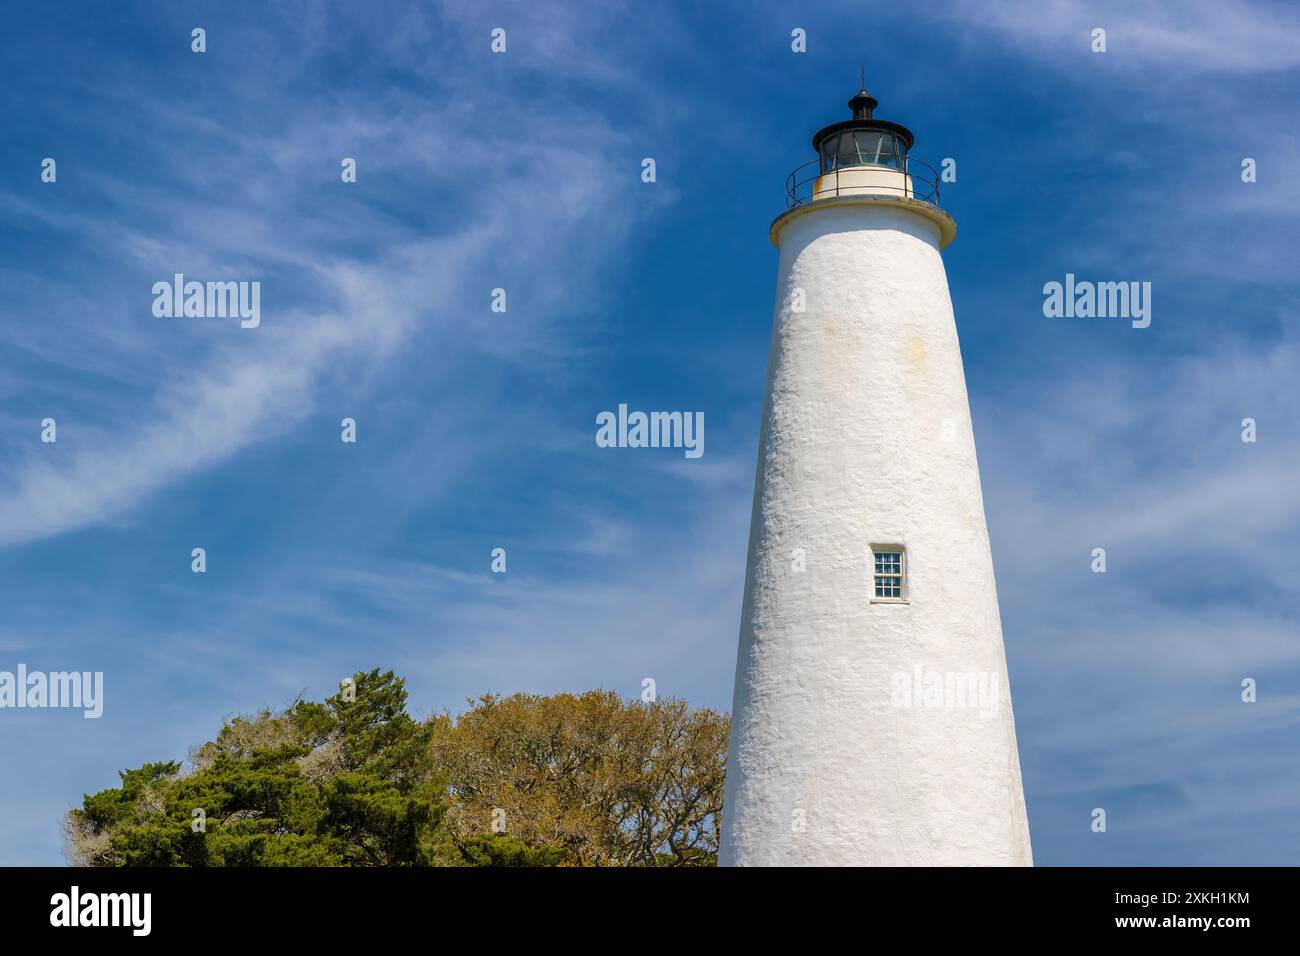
976,327 -> 1300,861
939,0 -> 1300,72
0,2 -> 672,548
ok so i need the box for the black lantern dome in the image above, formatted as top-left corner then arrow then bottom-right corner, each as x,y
812,81 -> 915,175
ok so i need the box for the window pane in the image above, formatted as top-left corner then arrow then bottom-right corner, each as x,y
835,134 -> 858,170
854,130 -> 882,164
820,139 -> 837,172
872,549 -> 905,598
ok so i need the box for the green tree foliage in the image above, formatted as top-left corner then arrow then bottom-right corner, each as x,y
65,672 -> 729,867
66,670 -> 448,866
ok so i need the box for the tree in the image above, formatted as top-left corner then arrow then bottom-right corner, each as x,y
431,691 -> 729,865
65,670 -> 449,867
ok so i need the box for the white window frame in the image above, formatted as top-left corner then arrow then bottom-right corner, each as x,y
870,545 -> 909,604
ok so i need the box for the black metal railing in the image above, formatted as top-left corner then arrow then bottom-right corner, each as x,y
784,156 -> 943,210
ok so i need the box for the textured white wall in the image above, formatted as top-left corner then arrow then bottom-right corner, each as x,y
719,202 -> 1032,866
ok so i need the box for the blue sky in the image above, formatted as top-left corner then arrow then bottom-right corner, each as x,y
2,0 -> 1299,866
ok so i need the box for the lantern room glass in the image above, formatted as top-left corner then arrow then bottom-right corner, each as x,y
819,130 -> 908,173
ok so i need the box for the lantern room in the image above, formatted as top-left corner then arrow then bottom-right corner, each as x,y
810,85 -> 917,201
775,79 -> 955,249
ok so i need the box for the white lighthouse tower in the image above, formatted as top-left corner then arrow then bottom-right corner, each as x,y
719,84 -> 1032,866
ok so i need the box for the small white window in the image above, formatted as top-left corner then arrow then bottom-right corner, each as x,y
871,546 -> 907,602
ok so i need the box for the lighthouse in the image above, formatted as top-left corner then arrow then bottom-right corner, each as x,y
719,84 -> 1032,866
